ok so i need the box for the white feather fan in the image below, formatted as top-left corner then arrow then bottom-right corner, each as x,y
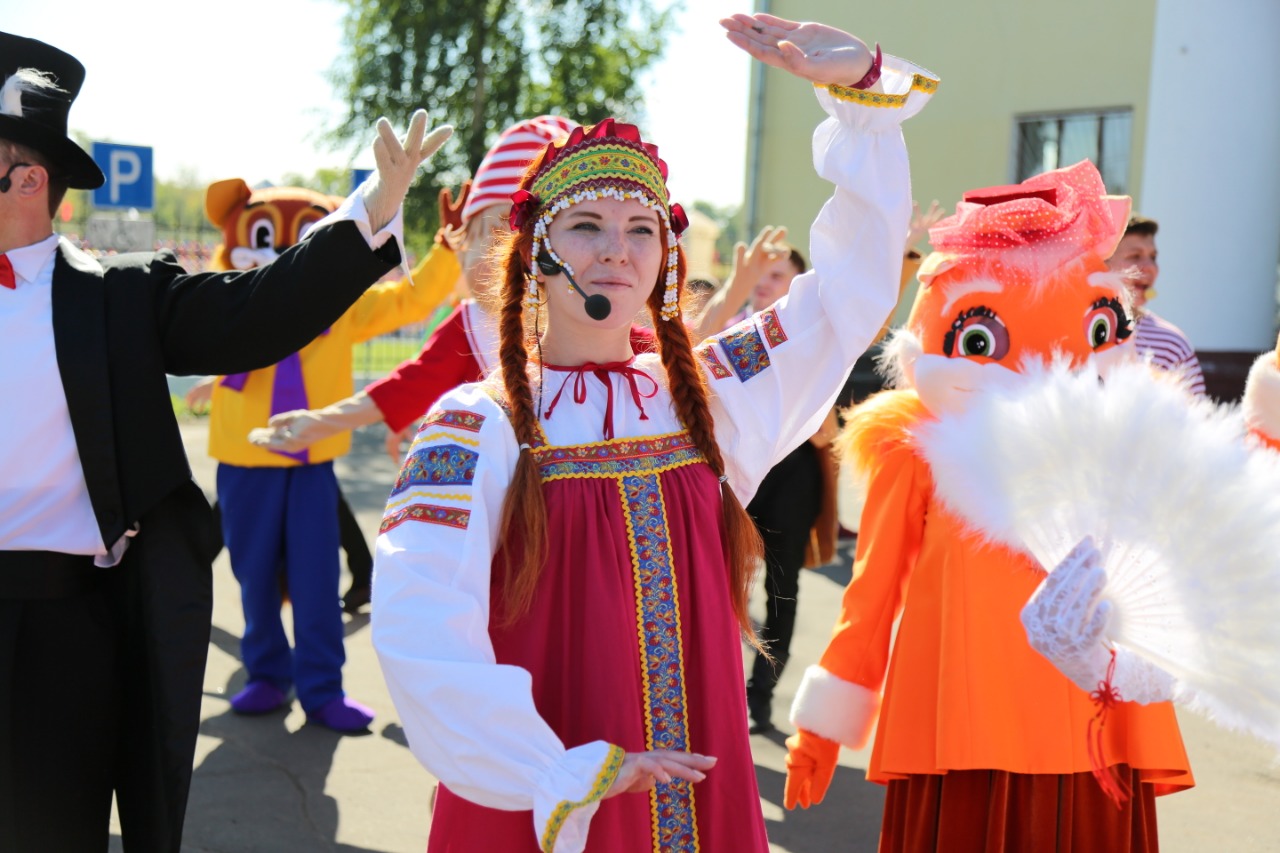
913,357 -> 1280,751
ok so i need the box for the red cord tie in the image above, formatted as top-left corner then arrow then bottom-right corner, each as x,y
1087,647 -> 1132,808
542,358 -> 658,441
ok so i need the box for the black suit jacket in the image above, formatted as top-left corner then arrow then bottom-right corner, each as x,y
48,220 -> 398,850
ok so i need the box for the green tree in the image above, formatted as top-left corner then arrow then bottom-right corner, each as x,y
328,0 -> 676,253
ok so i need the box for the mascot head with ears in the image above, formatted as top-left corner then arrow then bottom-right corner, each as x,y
880,160 -> 1135,418
204,179 -> 344,271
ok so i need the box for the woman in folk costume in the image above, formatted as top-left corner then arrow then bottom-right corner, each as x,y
785,161 -> 1195,851
371,13 -> 936,852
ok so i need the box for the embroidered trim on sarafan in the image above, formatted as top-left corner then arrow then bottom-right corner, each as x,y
760,307 -> 787,348
696,342 -> 733,380
619,473 -> 699,852
422,409 -> 486,433
821,71 -> 939,108
719,319 -> 772,382
379,503 -> 470,534
390,444 -> 478,496
534,432 -> 703,482
539,744 -> 626,853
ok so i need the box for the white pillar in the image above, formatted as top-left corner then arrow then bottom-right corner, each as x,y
1139,0 -> 1280,351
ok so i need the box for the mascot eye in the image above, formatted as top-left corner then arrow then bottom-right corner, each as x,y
1084,297 -> 1132,350
249,219 -> 275,250
943,306 -> 1010,360
297,221 -> 316,241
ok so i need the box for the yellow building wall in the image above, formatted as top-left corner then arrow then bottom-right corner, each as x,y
747,0 -> 1157,253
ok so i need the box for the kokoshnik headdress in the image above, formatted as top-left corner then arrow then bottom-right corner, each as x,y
508,118 -> 689,320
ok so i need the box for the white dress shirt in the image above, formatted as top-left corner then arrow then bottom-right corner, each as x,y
0,233 -> 106,556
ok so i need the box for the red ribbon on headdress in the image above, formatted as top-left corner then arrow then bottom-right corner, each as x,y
508,189 -> 539,232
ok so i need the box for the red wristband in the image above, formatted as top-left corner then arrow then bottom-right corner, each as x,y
850,43 -> 883,90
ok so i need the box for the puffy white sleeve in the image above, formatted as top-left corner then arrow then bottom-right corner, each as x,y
695,54 -> 937,501
372,384 -> 623,853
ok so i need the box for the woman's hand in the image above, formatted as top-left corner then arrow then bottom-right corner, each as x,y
720,13 -> 873,87
604,750 -> 716,798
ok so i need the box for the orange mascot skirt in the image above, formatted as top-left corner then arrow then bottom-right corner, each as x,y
880,767 -> 1157,853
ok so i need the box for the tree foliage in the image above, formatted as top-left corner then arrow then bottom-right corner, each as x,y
328,0 -> 675,248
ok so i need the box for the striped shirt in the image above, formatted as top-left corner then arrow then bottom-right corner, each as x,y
1134,312 -> 1206,396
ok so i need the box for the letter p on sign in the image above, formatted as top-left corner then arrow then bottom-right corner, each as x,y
91,142 -> 154,211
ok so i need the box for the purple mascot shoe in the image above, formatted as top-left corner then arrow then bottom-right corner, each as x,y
308,695 -> 376,732
230,681 -> 289,715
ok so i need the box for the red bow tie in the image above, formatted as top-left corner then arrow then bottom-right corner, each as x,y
0,255 -> 14,289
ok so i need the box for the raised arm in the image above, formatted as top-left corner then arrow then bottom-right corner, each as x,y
703,16 -> 937,499
159,112 -> 452,376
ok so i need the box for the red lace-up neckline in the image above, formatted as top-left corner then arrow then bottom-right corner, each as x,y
541,357 -> 659,440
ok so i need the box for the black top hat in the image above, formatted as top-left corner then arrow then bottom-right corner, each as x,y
0,32 -> 104,189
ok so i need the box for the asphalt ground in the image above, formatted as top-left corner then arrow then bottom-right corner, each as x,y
108,417 -> 1280,852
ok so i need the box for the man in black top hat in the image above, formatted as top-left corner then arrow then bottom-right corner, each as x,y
0,31 -> 450,850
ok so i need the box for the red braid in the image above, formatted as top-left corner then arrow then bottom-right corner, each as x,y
493,229 -> 548,621
649,243 -> 764,642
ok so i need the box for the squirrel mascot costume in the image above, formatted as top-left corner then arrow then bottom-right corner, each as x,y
203,178 -> 458,730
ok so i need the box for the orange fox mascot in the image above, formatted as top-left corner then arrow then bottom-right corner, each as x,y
784,161 -> 1195,850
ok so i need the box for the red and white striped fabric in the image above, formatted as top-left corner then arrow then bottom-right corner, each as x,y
1134,311 -> 1206,396
460,115 -> 578,223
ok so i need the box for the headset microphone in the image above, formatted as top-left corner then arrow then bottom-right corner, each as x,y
536,250 -> 612,321
0,162 -> 31,194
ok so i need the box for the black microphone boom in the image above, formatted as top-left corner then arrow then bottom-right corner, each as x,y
536,250 -> 612,321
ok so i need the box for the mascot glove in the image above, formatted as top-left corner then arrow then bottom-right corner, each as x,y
1022,536 -> 1176,705
361,109 -> 453,234
784,729 -> 840,810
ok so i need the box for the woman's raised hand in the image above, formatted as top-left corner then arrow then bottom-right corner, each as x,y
604,751 -> 716,798
720,13 -> 874,87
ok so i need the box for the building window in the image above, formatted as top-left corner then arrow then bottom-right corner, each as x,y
1014,109 -> 1133,194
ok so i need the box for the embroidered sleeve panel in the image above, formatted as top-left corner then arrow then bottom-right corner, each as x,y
760,307 -> 788,348
717,316 -> 772,382
696,341 -> 733,380
382,397 -> 500,533
422,408 -> 487,433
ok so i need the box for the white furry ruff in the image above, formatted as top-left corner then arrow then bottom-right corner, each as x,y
789,665 -> 880,749
914,357 -> 1280,752
1242,352 -> 1280,442
0,68 -> 64,118
875,327 -> 921,391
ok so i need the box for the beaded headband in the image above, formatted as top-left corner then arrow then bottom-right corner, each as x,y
509,119 -> 688,321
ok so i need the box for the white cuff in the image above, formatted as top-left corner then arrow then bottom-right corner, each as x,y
815,54 -> 939,130
1242,352 -> 1280,442
790,665 -> 881,749
532,741 -> 623,853
313,189 -> 408,277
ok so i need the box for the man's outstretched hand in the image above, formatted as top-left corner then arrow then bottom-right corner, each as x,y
362,110 -> 453,233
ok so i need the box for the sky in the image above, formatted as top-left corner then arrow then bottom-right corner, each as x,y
7,0 -> 752,209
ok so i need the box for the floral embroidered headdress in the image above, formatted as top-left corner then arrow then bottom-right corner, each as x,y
508,118 -> 689,320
